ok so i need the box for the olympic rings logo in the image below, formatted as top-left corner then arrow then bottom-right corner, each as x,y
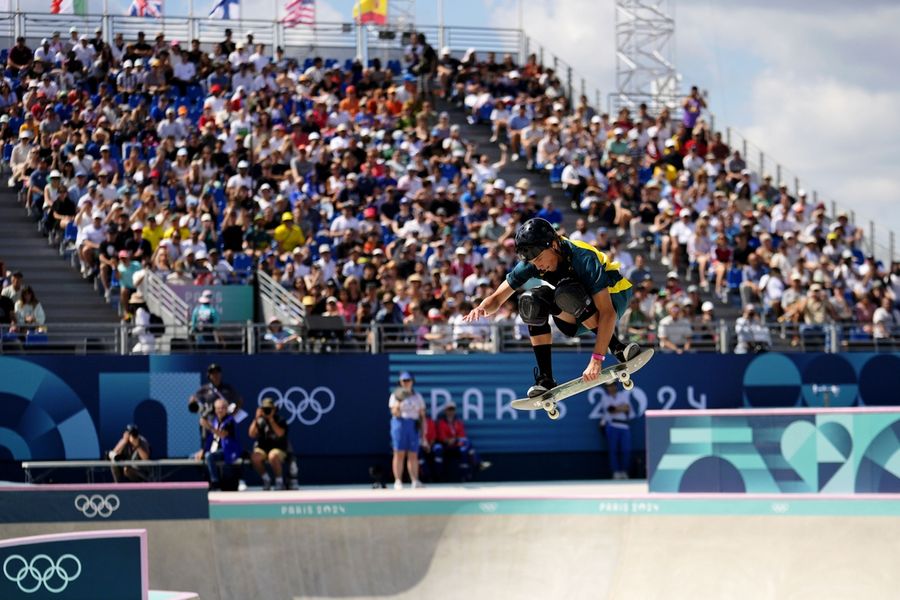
73,494 -> 120,518
3,554 -> 82,594
257,386 -> 336,426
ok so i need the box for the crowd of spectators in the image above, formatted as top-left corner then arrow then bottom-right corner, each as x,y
0,26 -> 898,353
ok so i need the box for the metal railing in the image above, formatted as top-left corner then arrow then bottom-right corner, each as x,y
257,270 -> 305,329
720,126 -> 895,264
2,321 -> 895,355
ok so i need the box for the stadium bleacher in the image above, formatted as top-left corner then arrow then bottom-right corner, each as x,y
0,26 -> 897,355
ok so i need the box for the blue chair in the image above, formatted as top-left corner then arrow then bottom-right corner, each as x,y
232,253 -> 253,273
2,143 -> 12,163
726,268 -> 743,303
477,102 -> 494,123
186,85 -> 204,104
440,164 -> 459,181
549,163 -> 564,186
25,331 -> 49,345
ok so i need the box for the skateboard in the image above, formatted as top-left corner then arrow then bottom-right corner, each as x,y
510,349 -> 654,420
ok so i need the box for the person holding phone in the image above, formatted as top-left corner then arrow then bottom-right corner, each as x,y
248,397 -> 289,490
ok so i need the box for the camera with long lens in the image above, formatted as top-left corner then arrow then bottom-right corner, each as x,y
188,398 -> 215,419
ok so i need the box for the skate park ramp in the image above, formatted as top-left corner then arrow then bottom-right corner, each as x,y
4,482 -> 900,600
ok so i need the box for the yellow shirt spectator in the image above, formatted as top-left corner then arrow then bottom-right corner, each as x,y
143,223 -> 164,251
274,213 -> 305,253
163,225 -> 192,240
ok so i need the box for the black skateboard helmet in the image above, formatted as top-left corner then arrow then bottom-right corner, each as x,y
515,218 -> 558,262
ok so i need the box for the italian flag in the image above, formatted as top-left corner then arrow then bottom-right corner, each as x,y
51,0 -> 87,14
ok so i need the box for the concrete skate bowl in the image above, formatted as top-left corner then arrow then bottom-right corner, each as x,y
4,487 -> 900,599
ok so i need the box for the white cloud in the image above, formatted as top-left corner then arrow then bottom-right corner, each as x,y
483,0 -> 616,106
678,1 -> 900,252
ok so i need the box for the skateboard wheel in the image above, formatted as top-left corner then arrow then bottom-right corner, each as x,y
622,379 -> 634,391
617,370 -> 629,383
547,408 -> 560,420
542,400 -> 555,411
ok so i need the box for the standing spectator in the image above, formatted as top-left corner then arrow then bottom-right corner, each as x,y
658,302 -> 692,353
190,290 -> 220,349
108,424 -> 151,483
682,85 -> 706,129
14,286 -> 45,329
433,401 -> 490,482
413,33 -> 438,103
248,397 -> 289,490
734,304 -> 772,354
117,249 -> 141,306
196,398 -> 241,491
129,292 -> 156,354
739,252 -> 765,308
873,296 -> 899,342
388,371 -> 426,490
599,382 -> 632,479
1,271 -> 24,304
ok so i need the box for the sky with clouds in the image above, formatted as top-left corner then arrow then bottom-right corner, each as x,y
15,0 -> 899,254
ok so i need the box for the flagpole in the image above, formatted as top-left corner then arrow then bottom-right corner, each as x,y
437,0 -> 444,51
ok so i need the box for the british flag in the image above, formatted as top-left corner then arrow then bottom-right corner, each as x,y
127,0 -> 162,17
283,0 -> 315,28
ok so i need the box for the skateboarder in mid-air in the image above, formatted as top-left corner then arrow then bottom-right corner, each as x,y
464,218 -> 640,397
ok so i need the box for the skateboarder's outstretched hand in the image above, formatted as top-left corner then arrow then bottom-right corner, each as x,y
463,304 -> 487,322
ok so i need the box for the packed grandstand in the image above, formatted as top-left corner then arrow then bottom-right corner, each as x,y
0,26 -> 897,354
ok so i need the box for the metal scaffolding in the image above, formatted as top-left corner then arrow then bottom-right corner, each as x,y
614,0 -> 679,113
389,0 -> 416,33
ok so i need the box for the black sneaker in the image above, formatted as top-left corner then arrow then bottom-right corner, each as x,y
614,342 -> 640,364
527,367 -> 557,398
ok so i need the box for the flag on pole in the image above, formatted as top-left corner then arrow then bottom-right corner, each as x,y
352,0 -> 387,25
209,0 -> 239,19
127,0 -> 163,17
50,0 -> 87,14
283,0 -> 315,28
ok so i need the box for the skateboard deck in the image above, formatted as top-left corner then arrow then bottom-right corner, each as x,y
510,349 -> 654,419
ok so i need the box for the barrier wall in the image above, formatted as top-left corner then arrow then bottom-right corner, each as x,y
646,408 -> 900,493
0,529 -> 149,600
0,352 -> 896,471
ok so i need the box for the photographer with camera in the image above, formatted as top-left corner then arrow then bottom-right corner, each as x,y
188,363 -> 247,490
248,397 -> 290,490
108,424 -> 151,483
188,363 -> 245,438
195,398 -> 242,490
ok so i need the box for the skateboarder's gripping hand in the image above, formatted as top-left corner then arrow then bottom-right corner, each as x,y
582,354 -> 604,383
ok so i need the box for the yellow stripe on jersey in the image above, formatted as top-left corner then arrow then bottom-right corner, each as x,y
565,237 -> 623,272
609,277 -> 633,294
563,237 -> 633,294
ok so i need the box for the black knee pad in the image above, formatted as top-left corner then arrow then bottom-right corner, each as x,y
519,285 -> 557,326
552,316 -> 580,338
527,322 -> 552,337
554,279 -> 596,321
